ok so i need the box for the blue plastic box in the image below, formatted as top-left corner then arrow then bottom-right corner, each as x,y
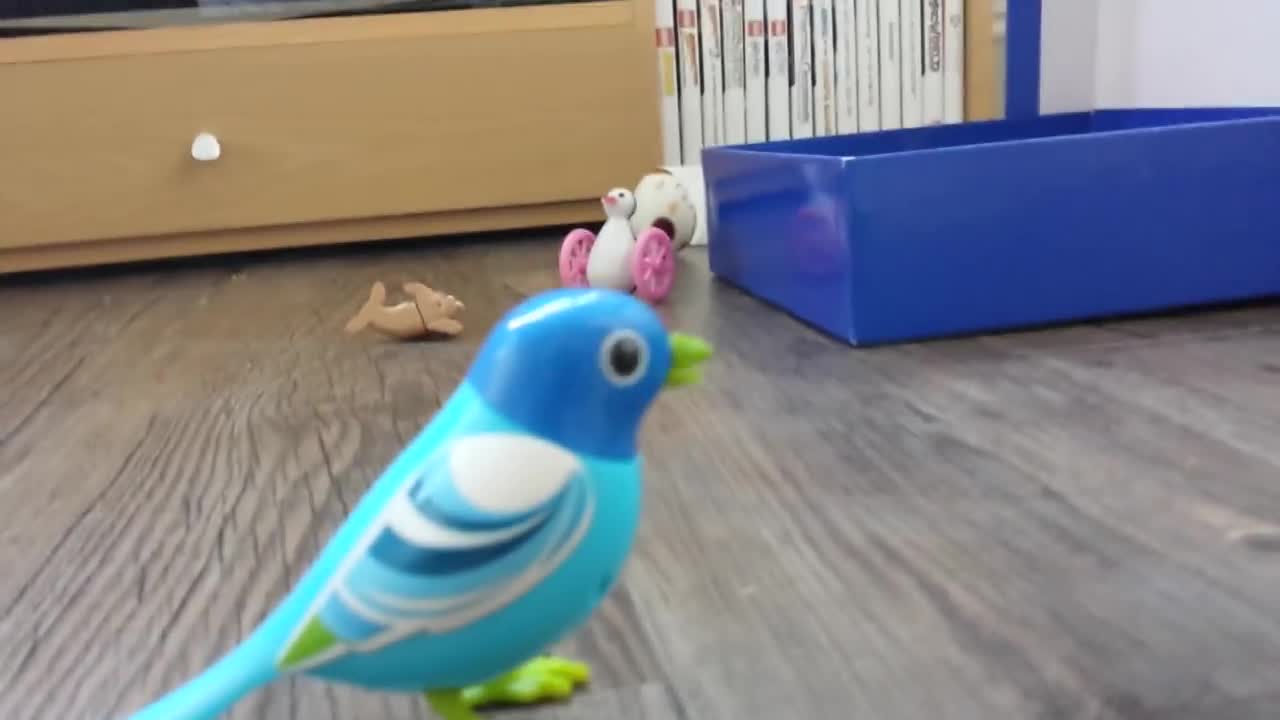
703,0 -> 1280,345
703,108 -> 1280,345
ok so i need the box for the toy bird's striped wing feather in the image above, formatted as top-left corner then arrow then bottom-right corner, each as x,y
277,433 -> 593,671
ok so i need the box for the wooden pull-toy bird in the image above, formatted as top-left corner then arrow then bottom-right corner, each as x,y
125,287 -> 713,720
559,188 -> 678,303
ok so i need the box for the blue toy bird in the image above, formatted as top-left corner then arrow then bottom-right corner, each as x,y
126,287 -> 712,720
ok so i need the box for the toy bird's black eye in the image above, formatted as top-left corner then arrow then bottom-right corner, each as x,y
599,330 -> 649,387
611,338 -> 640,375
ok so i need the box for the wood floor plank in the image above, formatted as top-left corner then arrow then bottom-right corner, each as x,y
3,235 -> 1280,719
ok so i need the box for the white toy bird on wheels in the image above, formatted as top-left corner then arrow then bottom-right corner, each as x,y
559,188 -> 677,303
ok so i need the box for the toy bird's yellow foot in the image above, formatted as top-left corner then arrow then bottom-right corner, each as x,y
465,655 -> 590,708
425,690 -> 482,720
424,657 -> 590,718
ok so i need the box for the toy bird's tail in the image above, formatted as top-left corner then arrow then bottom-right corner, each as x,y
344,281 -> 388,334
124,631 -> 282,720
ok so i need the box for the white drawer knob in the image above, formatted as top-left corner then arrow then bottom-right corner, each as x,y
191,132 -> 221,162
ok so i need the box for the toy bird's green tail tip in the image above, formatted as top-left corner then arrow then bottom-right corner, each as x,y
277,617 -> 338,670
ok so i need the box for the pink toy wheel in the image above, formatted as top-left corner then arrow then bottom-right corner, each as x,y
631,228 -> 676,303
559,229 -> 596,287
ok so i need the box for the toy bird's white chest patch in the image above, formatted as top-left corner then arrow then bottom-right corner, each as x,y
586,219 -> 637,291
449,434 -> 583,515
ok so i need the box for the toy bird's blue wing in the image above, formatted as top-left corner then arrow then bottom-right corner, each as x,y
276,432 -> 593,671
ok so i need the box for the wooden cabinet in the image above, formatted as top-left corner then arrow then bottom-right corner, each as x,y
0,0 -> 661,272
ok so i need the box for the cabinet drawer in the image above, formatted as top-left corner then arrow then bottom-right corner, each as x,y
0,3 -> 657,249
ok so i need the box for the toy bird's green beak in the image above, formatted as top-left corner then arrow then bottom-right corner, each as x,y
665,332 -> 714,387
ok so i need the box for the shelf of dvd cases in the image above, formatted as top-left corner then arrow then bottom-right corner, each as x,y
651,0 -> 997,165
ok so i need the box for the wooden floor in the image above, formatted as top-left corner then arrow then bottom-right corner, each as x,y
3,233 -> 1280,720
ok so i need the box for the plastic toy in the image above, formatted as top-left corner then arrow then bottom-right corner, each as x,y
345,281 -> 465,339
126,287 -> 713,720
559,188 -> 677,303
630,170 -> 698,251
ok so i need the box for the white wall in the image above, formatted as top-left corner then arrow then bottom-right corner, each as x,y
1038,0 -> 1098,114
1096,0 -> 1280,108
1037,0 -> 1280,112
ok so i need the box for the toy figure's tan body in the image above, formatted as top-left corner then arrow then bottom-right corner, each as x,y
346,282 -> 465,339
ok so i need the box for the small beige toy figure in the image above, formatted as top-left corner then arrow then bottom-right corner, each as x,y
345,281 -> 465,339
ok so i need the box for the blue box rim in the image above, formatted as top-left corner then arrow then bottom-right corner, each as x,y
701,109 -> 1280,162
